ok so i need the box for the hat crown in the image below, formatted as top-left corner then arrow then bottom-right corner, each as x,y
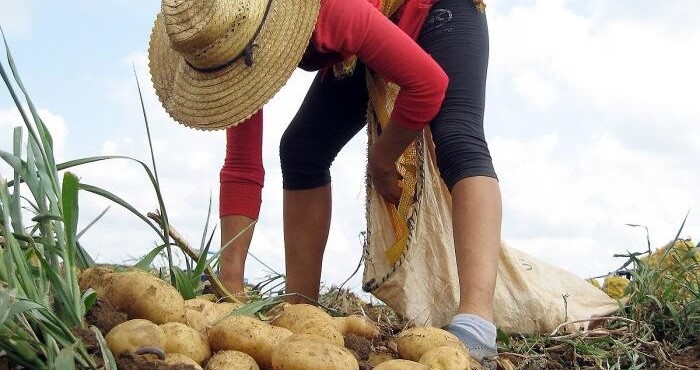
161,0 -> 267,69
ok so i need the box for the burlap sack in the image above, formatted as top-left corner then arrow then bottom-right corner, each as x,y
361,75 -> 619,334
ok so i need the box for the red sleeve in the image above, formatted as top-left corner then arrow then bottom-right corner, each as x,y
312,0 -> 448,130
219,110 -> 265,220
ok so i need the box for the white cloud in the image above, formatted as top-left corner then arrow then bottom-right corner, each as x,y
512,70 -> 557,109
489,0 -> 700,135
493,132 -> 699,278
0,0 -> 32,35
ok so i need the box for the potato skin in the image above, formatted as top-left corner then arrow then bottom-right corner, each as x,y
164,353 -> 203,369
205,350 -> 260,370
185,299 -> 245,333
334,316 -> 380,339
271,304 -> 344,345
395,327 -> 466,362
160,322 -> 212,364
105,319 -> 166,356
271,335 -> 358,370
368,350 -> 398,367
80,268 -> 186,324
373,359 -> 431,370
418,346 -> 471,370
292,317 -> 344,346
270,304 -> 331,329
208,315 -> 288,369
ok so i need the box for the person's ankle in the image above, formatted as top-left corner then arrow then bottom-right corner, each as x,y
446,313 -> 498,362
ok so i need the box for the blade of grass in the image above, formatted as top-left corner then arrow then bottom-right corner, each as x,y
133,65 -> 175,286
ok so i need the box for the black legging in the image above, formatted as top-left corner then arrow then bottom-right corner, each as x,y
280,0 -> 495,191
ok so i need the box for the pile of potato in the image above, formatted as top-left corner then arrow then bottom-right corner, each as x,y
79,267 -> 482,370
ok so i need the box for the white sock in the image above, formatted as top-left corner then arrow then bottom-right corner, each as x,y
446,313 -> 498,361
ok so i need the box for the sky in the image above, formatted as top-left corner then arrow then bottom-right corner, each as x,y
1,0 -> 699,297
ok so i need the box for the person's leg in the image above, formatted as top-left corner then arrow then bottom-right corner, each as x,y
219,214 -> 256,296
418,0 -> 500,361
280,67 -> 369,303
219,113 -> 264,298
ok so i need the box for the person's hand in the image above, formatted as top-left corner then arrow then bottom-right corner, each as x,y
368,121 -> 422,206
368,146 -> 402,206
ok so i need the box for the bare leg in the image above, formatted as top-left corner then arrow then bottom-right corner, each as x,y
451,176 -> 502,320
283,185 -> 332,304
219,215 -> 256,298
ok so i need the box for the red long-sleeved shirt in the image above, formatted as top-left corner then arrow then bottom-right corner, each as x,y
221,0 -> 446,219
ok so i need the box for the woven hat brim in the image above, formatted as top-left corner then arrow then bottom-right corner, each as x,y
149,0 -> 321,130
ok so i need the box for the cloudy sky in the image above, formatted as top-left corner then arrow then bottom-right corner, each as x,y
1,0 -> 698,296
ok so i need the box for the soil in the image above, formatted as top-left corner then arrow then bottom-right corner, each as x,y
86,297 -> 127,334
71,326 -> 104,368
116,352 -> 199,370
670,343 -> 700,369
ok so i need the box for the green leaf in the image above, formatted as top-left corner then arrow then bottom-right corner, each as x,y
496,327 -> 511,346
81,289 -> 98,312
136,243 -> 169,270
92,326 -> 117,370
54,345 -> 77,370
172,267 -> 197,300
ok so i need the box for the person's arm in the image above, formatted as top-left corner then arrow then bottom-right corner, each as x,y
219,110 -> 264,296
313,0 -> 448,203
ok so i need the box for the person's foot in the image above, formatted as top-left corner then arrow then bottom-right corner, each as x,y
446,313 -> 498,363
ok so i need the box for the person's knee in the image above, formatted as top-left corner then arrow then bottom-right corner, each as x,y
279,130 -> 331,190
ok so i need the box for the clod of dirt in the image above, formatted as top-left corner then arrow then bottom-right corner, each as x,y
86,297 -> 127,334
71,326 -> 104,368
344,333 -> 372,360
116,352 -> 198,370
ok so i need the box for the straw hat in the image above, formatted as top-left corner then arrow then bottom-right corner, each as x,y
148,0 -> 321,130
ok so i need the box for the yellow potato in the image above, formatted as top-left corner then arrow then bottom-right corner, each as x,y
271,335 -> 358,370
186,299 -> 245,333
205,350 -> 260,370
186,307 -> 210,333
105,319 -> 165,356
208,315 -> 286,369
291,317 -> 344,346
334,315 -> 381,339
395,327 -> 467,362
160,322 -> 212,364
185,298 -> 215,312
373,359 -> 431,370
80,268 -> 186,324
270,304 -> 332,329
368,350 -> 398,367
418,346 -> 471,370
164,353 -> 203,369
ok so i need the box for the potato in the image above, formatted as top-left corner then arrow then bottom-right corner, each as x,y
395,327 -> 467,362
334,315 -> 381,339
186,307 -> 210,333
186,298 -> 215,312
271,304 -> 332,329
164,353 -> 203,369
291,317 -> 344,346
373,359 -> 431,370
418,346 -> 471,370
271,334 -> 358,370
160,322 -> 211,364
205,350 -> 260,370
368,350 -> 398,367
105,319 -> 165,356
186,299 -> 244,333
270,304 -> 344,345
208,315 -> 288,369
80,268 -> 186,324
